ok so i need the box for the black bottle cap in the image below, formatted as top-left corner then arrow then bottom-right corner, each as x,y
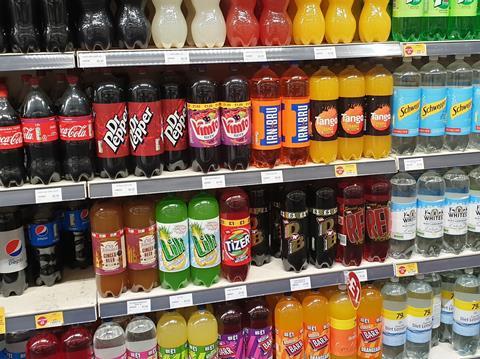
284,190 -> 307,212
314,187 -> 336,210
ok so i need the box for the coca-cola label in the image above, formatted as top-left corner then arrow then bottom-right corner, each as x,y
93,103 -> 130,158
220,101 -> 252,146
0,125 -> 23,149
58,115 -> 94,142
162,99 -> 188,152
187,102 -> 221,148
21,116 -> 58,143
128,101 -> 163,157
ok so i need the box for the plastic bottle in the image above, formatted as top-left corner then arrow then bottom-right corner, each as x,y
425,272 -> 442,347
309,66 -> 339,164
439,271 -> 459,343
152,0 -> 187,49
188,193 -> 221,287
329,284 -> 357,359
445,56 -> 473,151
270,186 -> 283,258
336,180 -> 365,267
188,307 -> 219,358
40,0 -> 73,52
5,331 -> 31,358
90,201 -> 128,298
357,284 -> 383,359
391,0 -> 423,41
275,295 -> 304,358
422,0 -> 449,40
358,0 -> 391,42
187,69 -> 221,173
404,275 -> 433,359
281,189 -> 309,272
185,0 -> 196,46
117,0 -> 151,49
448,0 -> 478,39
416,170 -> 445,257
381,278 -> 407,359
191,0 -> 226,48
248,188 -> 271,266
302,291 -> 330,359
215,302 -> 244,358
293,0 -> 325,45
259,0 -> 292,46
7,0 -> 41,53
227,0 -> 259,47
157,311 -> 188,357
93,322 -> 126,359
61,326 -> 94,359
250,65 -> 281,168
324,0 -> 356,43
26,333 -> 61,359
280,64 -> 310,166
337,65 -> 365,161
220,188 -> 251,282
468,166 -> 480,250
243,297 -> 273,359
452,269 -> 480,355
125,316 -> 157,358
391,58 -> 421,155
443,168 -> 469,254
309,186 -> 337,268
61,201 -> 91,269
472,60 -> 480,148
77,0 -> 114,50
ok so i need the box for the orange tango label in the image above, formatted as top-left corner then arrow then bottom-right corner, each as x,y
281,97 -> 310,149
304,323 -> 330,359
330,317 -> 357,357
251,99 -> 282,150
357,316 -> 383,359
275,328 -> 304,359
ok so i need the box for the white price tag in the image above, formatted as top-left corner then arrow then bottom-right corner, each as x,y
169,293 -> 194,309
202,175 -> 226,189
35,188 -> 62,204
344,269 -> 368,283
243,49 -> 267,63
164,51 -> 190,65
403,158 -> 425,171
112,182 -> 138,197
225,285 -> 248,301
127,299 -> 151,315
261,170 -> 284,184
290,277 -> 311,292
79,53 -> 107,68
314,46 -> 337,59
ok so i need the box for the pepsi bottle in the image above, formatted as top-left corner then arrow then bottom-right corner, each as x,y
116,0 -> 151,49
61,202 -> 91,269
77,0 -> 114,50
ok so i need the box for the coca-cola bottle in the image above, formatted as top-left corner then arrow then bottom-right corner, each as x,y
57,75 -> 95,182
40,0 -> 73,52
77,0 -> 114,50
8,0 -> 42,53
0,85 -> 25,187
160,71 -> 189,171
93,72 -> 130,179
20,76 -> 61,185
128,69 -> 164,177
116,0 -> 151,49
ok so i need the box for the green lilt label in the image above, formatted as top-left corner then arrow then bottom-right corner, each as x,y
393,0 -> 424,17
188,342 -> 218,359
450,0 -> 477,16
425,0 -> 449,16
160,343 -> 188,358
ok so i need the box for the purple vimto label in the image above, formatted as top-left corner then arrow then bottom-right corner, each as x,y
219,330 -> 244,359
244,327 -> 273,359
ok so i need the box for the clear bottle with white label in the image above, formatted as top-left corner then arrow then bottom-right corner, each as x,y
425,272 -> 442,347
125,316 -> 158,358
152,0 -> 187,49
390,172 -> 417,259
468,166 -> 480,250
93,322 -> 126,359
440,271 -> 463,343
191,0 -> 226,48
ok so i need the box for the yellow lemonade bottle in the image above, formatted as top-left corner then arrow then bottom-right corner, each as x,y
310,66 -> 339,164
275,294 -> 305,359
359,0 -> 391,42
329,285 -> 357,359
188,307 -> 218,359
338,65 -> 365,161
293,0 -> 325,45
303,291 -> 330,359
325,0 -> 356,44
357,284 -> 384,359
157,311 -> 189,357
363,64 -> 393,159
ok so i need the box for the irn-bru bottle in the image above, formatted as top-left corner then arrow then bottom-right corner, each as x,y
329,284 -> 357,359
338,65 -> 365,161
309,66 -> 339,164
363,64 -> 393,159
280,64 -> 310,166
359,0 -> 391,42
259,0 -> 292,46
357,284 -> 383,359
188,307 -> 219,358
244,297 -> 274,359
275,295 -> 305,359
293,0 -> 325,45
156,311 -> 189,358
226,0 -> 260,47
303,291 -> 330,359
325,0 -> 356,44
251,66 -> 282,168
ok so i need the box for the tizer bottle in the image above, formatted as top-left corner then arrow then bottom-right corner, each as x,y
248,187 -> 271,266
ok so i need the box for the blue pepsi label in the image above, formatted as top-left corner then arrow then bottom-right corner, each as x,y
446,86 -> 473,136
392,87 -> 421,138
472,85 -> 480,133
420,87 -> 447,137
28,221 -> 59,247
63,208 -> 90,232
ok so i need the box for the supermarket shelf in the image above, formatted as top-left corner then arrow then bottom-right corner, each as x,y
396,149 -> 480,172
0,181 -> 87,207
4,269 -> 97,332
402,40 -> 480,58
87,158 -> 397,199
432,342 -> 479,359
0,52 -> 76,72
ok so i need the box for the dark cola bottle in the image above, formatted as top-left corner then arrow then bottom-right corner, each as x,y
8,0 -> 41,53
128,69 -> 164,177
248,187 -> 271,266
40,0 -> 73,52
269,184 -> 284,258
116,0 -> 151,49
77,0 -> 114,50
57,75 -> 95,182
0,85 -> 25,187
93,72 -> 130,179
160,71 -> 190,171
20,77 -> 61,185
61,201 -> 91,269
0,4 -> 8,53
187,69 -> 221,173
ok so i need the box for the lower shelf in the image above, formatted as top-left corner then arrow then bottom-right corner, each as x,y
432,342 -> 480,359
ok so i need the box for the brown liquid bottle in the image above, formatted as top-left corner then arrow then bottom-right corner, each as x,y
123,199 -> 158,292
90,200 -> 128,297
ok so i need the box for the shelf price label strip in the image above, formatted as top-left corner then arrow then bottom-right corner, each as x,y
34,311 -> 64,329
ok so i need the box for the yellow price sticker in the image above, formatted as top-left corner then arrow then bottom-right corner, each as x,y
455,298 -> 480,311
0,307 -> 5,335
394,263 -> 419,277
403,43 -> 427,57
383,308 -> 406,321
334,164 -> 358,178
408,306 -> 432,318
35,311 -> 64,329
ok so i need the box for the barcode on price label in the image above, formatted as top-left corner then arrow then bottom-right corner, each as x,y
169,293 -> 193,309
35,188 -> 63,204
202,175 -> 226,189
112,182 -> 138,197
403,158 -> 425,171
261,171 -> 283,184
290,277 -> 311,292
127,299 -> 151,315
164,51 -> 190,65
225,285 -> 248,301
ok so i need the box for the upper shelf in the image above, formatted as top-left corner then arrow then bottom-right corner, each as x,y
396,149 -> 480,172
402,40 -> 480,58
0,52 -> 76,72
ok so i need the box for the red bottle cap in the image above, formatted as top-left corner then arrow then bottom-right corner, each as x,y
0,84 -> 7,97
66,75 -> 79,85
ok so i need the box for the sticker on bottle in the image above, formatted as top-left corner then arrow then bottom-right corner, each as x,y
93,103 -> 130,159
251,99 -> 282,150
127,346 -> 157,359
441,290 -> 454,325
275,328 -> 304,358
92,229 -> 127,275
187,102 -> 221,148
219,331 -> 244,359
365,95 -> 392,136
0,227 -> 27,273
449,0 -> 478,17
310,99 -> 338,141
128,101 -> 164,156
358,316 -> 383,357
125,225 -> 157,270
433,295 -> 442,329
244,327 -> 273,359
159,343 -> 188,359
189,217 -> 221,269
420,87 -> 447,137
305,323 -> 329,358
453,298 -> 480,337
330,317 -> 357,357
157,220 -> 190,273
444,196 -> 468,236
383,308 -> 407,347
338,97 -> 365,138
161,99 -> 188,152
390,201 -> 417,241
416,199 -> 444,239
188,342 -> 218,359
393,0 -> 424,17
58,115 -> 94,142
281,97 -> 310,148
392,88 -> 421,138
446,87 -> 473,136
468,195 -> 480,233
424,0 -> 449,16
0,124 -> 23,149
28,222 -> 60,247
366,203 -> 390,242
220,101 -> 252,146
220,217 -> 251,267
21,116 -> 59,143
406,306 -> 433,344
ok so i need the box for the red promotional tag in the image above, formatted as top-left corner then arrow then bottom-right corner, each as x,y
0,125 -> 23,149
58,115 -> 94,141
128,101 -> 164,157
347,271 -> 362,309
21,117 -> 58,143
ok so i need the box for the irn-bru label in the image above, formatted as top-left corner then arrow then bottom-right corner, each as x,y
275,328 -> 304,359
453,297 -> 480,336
162,98 -> 188,152
365,96 -> 391,136
188,102 -> 221,148
244,327 -> 273,359
281,97 -> 310,148
21,116 -> 58,143
129,101 -> 164,156
188,342 -> 218,359
338,98 -> 364,138
392,87 -> 421,137
93,102 -> 130,159
157,220 -> 190,272
310,99 -> 338,141
220,217 -> 251,267
330,317 -> 357,357
160,343 -> 188,359
406,305 -> 433,344
127,346 -> 157,359
219,331 -> 244,358
92,229 -> 127,275
0,124 -> 23,149
383,308 -> 407,347
304,323 -> 329,359
338,205 -> 365,245
358,316 -> 383,358
220,101 -> 252,146
446,86 -> 473,136
189,217 -> 221,269
125,225 -> 158,271
366,203 -> 390,243
420,87 -> 447,137
252,99 -> 281,150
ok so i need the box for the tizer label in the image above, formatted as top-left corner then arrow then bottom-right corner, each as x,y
446,87 -> 473,136
125,225 -> 157,270
189,217 -> 221,269
358,316 -> 383,358
420,87 -> 447,137
244,327 -> 273,359
310,100 -> 338,141
0,227 -> 27,273
281,97 -> 310,148
0,125 -> 23,149
365,96 -> 391,136
21,116 -> 58,143
128,101 -> 164,156
58,115 -> 94,141
162,99 -> 188,152
366,202 -> 390,242
92,229 -> 127,275
392,87 -> 421,137
219,331 -> 244,359
220,217 -> 251,267
93,102 -> 130,158
305,323 -> 329,358
157,220 -> 190,272
252,99 -> 282,150
220,101 -> 252,146
338,98 -> 364,138
275,328 -> 304,358
187,102 -> 221,148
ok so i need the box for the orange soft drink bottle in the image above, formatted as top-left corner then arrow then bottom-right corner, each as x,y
293,0 -> 325,45
303,290 -> 330,359
357,284 -> 383,359
226,0 -> 260,47
358,0 -> 391,42
338,65 -> 365,161
325,0 -> 356,44
259,0 -> 292,46
329,284 -> 357,359
310,66 -> 339,164
363,64 -> 393,159
275,294 -> 305,359
251,65 -> 282,168
280,63 -> 310,166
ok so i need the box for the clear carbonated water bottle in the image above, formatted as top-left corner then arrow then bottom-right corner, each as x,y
440,271 -> 463,343
470,60 -> 480,148
93,322 -> 126,359
468,166 -> 480,250
390,172 -> 417,259
125,316 -> 158,357
425,272 -> 442,347
416,171 -> 445,257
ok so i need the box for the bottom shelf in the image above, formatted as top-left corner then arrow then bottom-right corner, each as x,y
432,342 -> 479,359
